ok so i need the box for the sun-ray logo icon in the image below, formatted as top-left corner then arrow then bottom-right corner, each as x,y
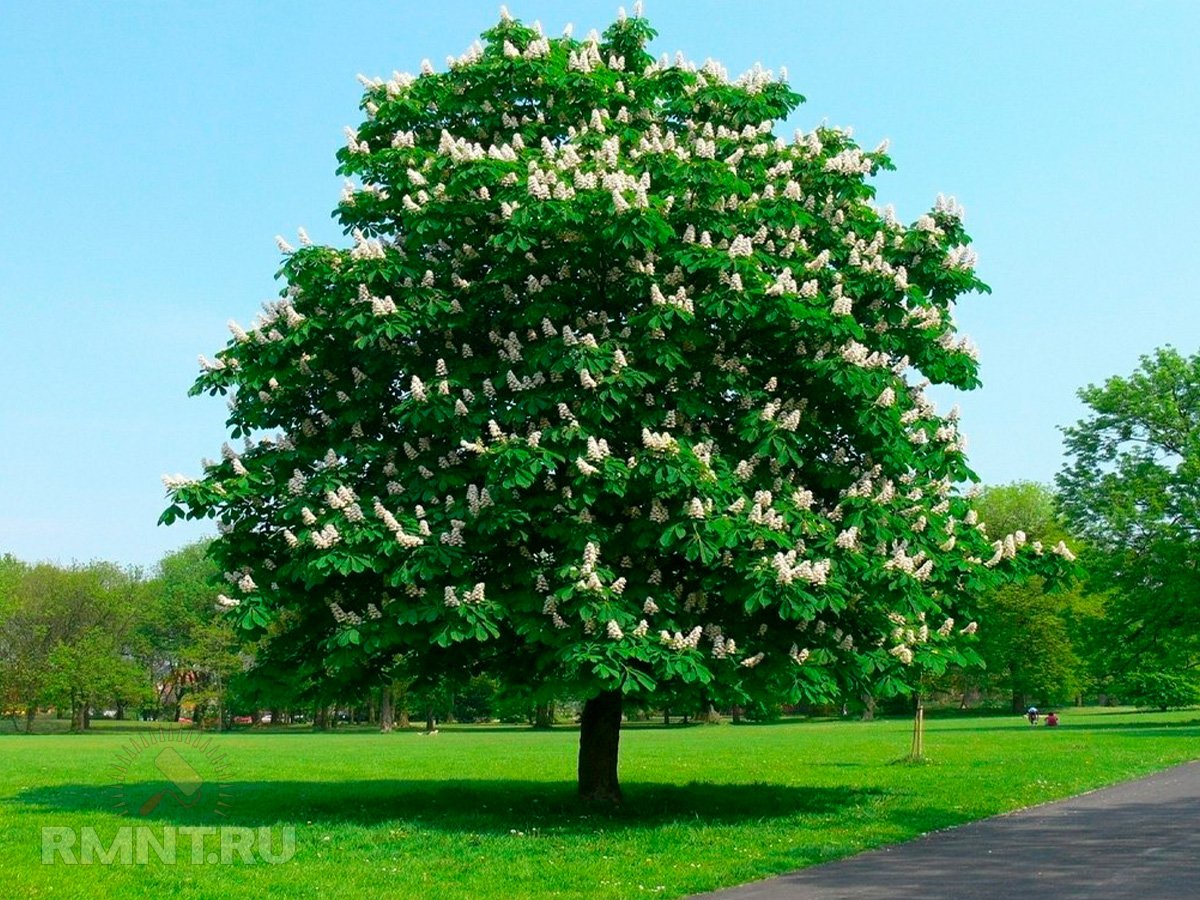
108,730 -> 234,820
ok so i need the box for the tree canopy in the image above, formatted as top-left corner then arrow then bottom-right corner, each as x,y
970,483 -> 1092,711
1058,346 -> 1200,690
163,8 -> 1071,799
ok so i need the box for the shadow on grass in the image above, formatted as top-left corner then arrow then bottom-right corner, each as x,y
14,778 -> 880,833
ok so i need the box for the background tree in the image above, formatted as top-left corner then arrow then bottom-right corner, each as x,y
137,541 -> 221,719
0,558 -> 49,732
44,627 -> 146,732
967,483 -> 1095,711
1058,347 -> 1200,700
0,561 -> 146,731
164,9 -> 1070,801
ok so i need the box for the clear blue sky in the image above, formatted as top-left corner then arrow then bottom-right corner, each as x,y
2,1 -> 1197,569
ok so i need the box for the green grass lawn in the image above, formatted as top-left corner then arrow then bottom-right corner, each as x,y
2,707 -> 1198,898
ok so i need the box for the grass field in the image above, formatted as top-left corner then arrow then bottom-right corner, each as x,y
2,707 -> 1198,898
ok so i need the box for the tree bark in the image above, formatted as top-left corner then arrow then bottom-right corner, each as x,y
425,704 -> 436,733
70,695 -> 83,733
24,705 -> 36,734
909,693 -> 925,761
534,701 -> 554,729
860,692 -> 875,721
380,684 -> 395,733
578,689 -> 623,804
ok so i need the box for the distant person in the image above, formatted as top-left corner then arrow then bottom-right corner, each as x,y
1045,712 -> 1059,727
1027,706 -> 1039,725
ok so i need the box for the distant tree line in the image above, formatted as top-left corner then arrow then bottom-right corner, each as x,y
2,483 -> 1195,733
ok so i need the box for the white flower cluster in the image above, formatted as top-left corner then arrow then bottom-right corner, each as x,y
372,499 -> 424,548
659,625 -> 702,650
748,491 -> 786,530
984,530 -> 1027,567
728,234 -> 754,257
824,148 -> 873,175
711,633 -> 738,658
840,341 -> 890,369
349,228 -> 386,260
1051,540 -> 1076,562
311,523 -> 341,549
934,193 -> 965,220
944,245 -> 978,271
771,550 -> 831,586
650,283 -> 693,313
444,583 -> 486,608
883,545 -> 933,581
642,428 -> 678,453
465,484 -> 494,517
574,542 -> 605,592
326,484 -> 358,509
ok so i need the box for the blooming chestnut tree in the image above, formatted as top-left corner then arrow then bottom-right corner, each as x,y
163,7 -> 1072,802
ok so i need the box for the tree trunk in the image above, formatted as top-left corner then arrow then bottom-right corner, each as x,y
578,689 -> 623,804
860,692 -> 875,721
269,707 -> 281,726
380,684 -> 395,733
663,709 -> 670,726
425,704 -> 436,733
115,701 -> 125,721
395,682 -> 409,728
1011,688 -> 1024,715
909,693 -> 925,761
731,705 -> 743,724
24,705 -> 36,734
534,701 -> 554,729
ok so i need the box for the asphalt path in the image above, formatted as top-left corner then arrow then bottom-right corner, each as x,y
698,760 -> 1200,899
